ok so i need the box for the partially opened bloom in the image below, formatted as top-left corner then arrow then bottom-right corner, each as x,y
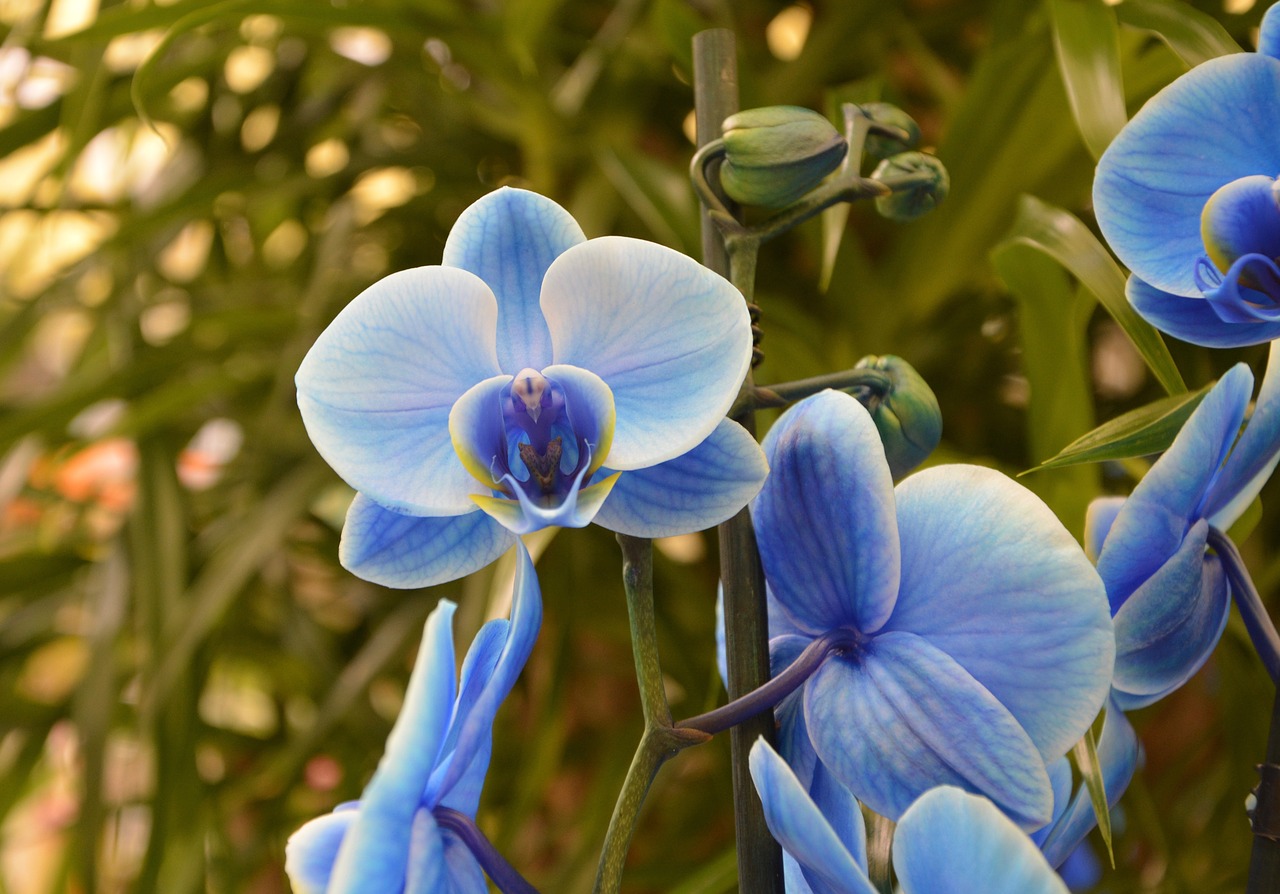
1093,4 -> 1280,346
285,543 -> 541,893
749,739 -> 1070,894
297,187 -> 763,587
753,390 -> 1113,829
1086,342 -> 1280,709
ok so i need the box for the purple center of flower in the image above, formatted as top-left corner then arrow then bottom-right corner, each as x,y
495,368 -> 593,506
1195,175 -> 1280,323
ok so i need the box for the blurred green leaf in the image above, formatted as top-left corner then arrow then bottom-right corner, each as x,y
1002,194 -> 1186,395
1031,384 -> 1211,472
1116,0 -> 1243,68
1049,0 -> 1127,160
992,237 -> 1098,534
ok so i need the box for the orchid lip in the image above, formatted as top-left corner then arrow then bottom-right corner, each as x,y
491,369 -> 595,509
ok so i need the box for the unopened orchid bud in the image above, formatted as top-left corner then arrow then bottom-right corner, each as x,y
720,106 -> 848,209
853,354 -> 941,478
871,152 -> 949,222
859,102 -> 922,160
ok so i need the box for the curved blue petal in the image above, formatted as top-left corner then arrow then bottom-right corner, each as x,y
438,828 -> 490,894
340,494 -> 516,589
1094,53 -> 1280,296
804,632 -> 1052,829
1199,176 -> 1280,274
296,267 -> 502,515
1084,496 -> 1125,563
753,391 -> 900,636
893,787 -> 1069,894
884,465 -> 1114,764
1128,274 -> 1280,347
1202,253 -> 1280,323
1112,523 -> 1230,701
1040,701 -> 1139,869
328,603 -> 458,893
450,374 -> 515,494
809,759 -> 868,875
431,542 -> 542,804
1205,340 -> 1280,527
1263,3 -> 1280,61
404,810 -> 445,894
748,739 -> 879,894
434,619 -> 508,816
541,236 -> 751,470
472,472 -> 620,534
593,419 -> 768,537
1031,757 -> 1074,849
285,810 -> 356,894
442,187 -> 586,372
1097,364 -> 1251,608
541,363 -> 616,477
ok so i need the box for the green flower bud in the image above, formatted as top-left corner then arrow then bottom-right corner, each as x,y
859,102 -> 922,160
720,106 -> 848,209
853,354 -> 941,479
871,152 -> 949,222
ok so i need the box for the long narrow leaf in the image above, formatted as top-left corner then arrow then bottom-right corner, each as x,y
1115,0 -> 1243,68
1004,195 -> 1186,395
1073,715 -> 1115,866
1049,0 -> 1127,160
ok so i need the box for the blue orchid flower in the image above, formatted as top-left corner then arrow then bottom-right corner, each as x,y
297,187 -> 765,588
1085,342 -> 1280,709
751,390 -> 1114,830
1093,4 -> 1280,347
749,738 -> 1072,894
284,542 -> 542,894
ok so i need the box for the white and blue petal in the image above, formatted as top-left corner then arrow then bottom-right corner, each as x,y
593,419 -> 768,537
1084,496 -> 1125,564
429,542 -> 542,805
804,632 -> 1053,829
296,267 -> 503,515
752,391 -> 900,637
435,619 -> 509,816
442,187 -> 586,372
340,494 -> 516,589
1094,53 -> 1280,297
540,236 -> 751,470
893,787 -> 1069,894
748,739 -> 878,894
327,603 -> 459,893
883,465 -> 1114,765
285,810 -> 357,894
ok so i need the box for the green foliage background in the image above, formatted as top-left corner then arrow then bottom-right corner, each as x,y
0,0 -> 1277,891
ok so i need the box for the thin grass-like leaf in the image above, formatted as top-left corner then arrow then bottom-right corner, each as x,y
1115,0 -> 1242,68
1049,0 -> 1127,160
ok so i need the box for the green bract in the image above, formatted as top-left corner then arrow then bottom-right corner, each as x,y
855,355 -> 942,479
860,102 -> 923,160
720,106 -> 848,208
872,152 -> 950,221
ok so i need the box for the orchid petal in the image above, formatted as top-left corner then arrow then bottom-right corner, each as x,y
1128,275 -> 1280,348
1112,522 -> 1230,700
442,187 -> 585,372
296,267 -> 502,515
328,603 -> 458,893
541,364 -> 615,478
753,391 -> 900,636
1199,176 -> 1280,274
439,828 -> 489,894
1084,496 -> 1125,564
1094,54 -> 1280,296
541,237 -> 751,470
404,810 -> 445,894
884,464 -> 1114,763
433,619 -> 508,816
285,810 -> 356,894
804,632 -> 1052,829
450,375 -> 514,493
432,542 -> 542,803
471,473 -> 620,533
593,419 -> 768,537
1205,341 -> 1280,527
1097,364 -> 1251,607
748,740 -> 879,894
893,787 -> 1069,894
340,494 -> 516,589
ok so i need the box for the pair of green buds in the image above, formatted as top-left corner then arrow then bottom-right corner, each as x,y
719,104 -> 948,220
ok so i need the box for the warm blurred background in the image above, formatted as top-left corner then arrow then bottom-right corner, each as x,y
0,0 -> 1276,891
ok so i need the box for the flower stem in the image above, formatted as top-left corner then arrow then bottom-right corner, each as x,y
677,628 -> 859,735
1207,527 -> 1280,682
1204,527 -> 1280,893
734,368 -> 894,416
433,807 -> 539,894
616,534 -> 672,726
693,26 -> 785,894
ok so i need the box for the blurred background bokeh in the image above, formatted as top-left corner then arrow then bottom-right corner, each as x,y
1,0 -> 1277,891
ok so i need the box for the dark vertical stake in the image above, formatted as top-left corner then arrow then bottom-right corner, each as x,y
1248,689 -> 1280,893
693,28 -> 785,894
